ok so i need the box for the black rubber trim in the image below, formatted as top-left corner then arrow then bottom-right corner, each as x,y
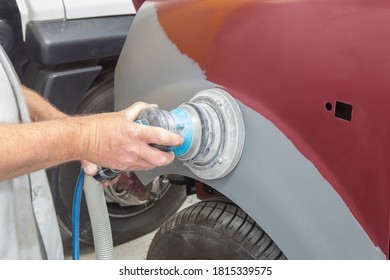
25,15 -> 134,65
34,65 -> 102,114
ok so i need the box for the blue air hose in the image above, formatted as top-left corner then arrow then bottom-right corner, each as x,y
72,169 -> 85,260
72,168 -> 114,260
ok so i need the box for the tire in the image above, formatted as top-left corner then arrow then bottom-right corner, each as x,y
55,70 -> 187,245
147,200 -> 287,260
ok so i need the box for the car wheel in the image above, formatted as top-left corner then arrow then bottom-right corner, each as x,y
147,199 -> 287,259
55,70 -> 187,245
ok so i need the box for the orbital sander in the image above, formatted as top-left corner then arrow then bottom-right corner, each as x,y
94,88 -> 245,181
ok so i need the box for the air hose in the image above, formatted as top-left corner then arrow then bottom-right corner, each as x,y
72,169 -> 114,260
72,169 -> 85,260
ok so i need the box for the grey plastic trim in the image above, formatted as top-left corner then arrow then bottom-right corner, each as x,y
25,15 -> 134,65
34,66 -> 102,114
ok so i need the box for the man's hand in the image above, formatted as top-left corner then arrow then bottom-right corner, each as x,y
79,102 -> 183,175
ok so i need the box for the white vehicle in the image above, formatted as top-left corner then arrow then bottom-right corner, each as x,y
0,0 -> 186,245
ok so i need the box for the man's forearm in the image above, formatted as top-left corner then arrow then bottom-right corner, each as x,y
0,118 -> 83,180
22,86 -> 67,121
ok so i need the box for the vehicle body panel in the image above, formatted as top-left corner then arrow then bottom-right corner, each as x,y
115,0 -> 389,259
16,0 -> 65,37
16,0 -> 135,38
16,0 -> 64,22
63,0 -> 135,20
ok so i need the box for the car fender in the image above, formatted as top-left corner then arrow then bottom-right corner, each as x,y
115,1 -> 388,259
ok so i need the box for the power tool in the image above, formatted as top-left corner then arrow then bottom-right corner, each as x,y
93,88 -> 245,181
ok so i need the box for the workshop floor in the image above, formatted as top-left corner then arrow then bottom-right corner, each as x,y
63,194 -> 199,260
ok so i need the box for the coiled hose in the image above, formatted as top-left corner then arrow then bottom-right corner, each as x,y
72,169 -> 114,260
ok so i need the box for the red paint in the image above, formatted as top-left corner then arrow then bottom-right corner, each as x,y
155,0 -> 390,257
132,0 -> 145,11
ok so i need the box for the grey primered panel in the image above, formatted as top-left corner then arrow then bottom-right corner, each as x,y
25,15 -> 134,65
114,2 -> 385,259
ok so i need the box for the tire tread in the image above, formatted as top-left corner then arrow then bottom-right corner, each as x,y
149,200 -> 286,260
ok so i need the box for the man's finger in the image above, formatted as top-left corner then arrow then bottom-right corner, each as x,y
122,102 -> 158,121
138,126 -> 184,147
138,144 -> 176,167
81,160 -> 98,176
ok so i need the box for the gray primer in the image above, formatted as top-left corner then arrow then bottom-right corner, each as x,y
115,2 -> 217,110
115,3 -> 385,259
